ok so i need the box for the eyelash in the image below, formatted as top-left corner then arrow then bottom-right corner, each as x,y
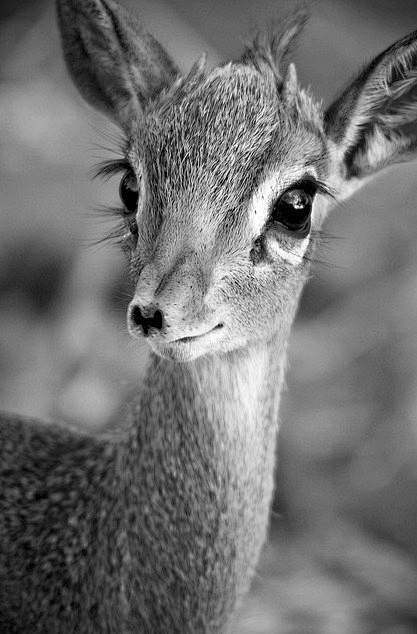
309,179 -> 336,200
283,178 -> 335,200
94,158 -> 132,181
93,158 -> 139,247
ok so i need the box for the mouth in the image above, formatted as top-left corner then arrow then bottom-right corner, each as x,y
148,323 -> 225,361
172,323 -> 224,345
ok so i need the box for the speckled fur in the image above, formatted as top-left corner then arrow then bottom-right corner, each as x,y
2,0 -> 417,631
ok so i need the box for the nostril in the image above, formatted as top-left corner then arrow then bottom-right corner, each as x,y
131,305 -> 143,328
130,304 -> 164,336
152,310 -> 163,330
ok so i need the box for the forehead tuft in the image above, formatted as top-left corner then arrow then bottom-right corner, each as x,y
152,64 -> 283,158
146,60 -> 323,154
157,63 -> 278,114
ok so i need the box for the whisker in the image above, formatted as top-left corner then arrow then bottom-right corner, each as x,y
304,227 -> 346,269
88,230 -> 127,249
88,123 -> 127,152
86,123 -> 130,183
88,204 -> 126,219
80,209 -> 127,248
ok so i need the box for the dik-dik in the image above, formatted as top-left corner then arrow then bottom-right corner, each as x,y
1,0 -> 416,632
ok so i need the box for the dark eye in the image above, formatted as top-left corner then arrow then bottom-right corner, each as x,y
119,171 -> 139,214
272,182 -> 316,234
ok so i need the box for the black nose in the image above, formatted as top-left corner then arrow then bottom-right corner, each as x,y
130,304 -> 164,336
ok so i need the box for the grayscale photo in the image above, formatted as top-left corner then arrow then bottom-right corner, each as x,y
0,1 -> 417,632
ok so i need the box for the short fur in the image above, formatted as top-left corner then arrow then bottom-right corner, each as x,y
1,1 -> 417,632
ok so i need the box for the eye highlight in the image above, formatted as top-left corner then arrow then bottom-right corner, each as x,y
271,181 -> 317,235
119,171 -> 139,214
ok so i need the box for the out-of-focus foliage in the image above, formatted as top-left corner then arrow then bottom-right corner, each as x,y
1,1 -> 416,632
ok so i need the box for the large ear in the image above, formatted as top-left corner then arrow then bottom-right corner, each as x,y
325,30 -> 417,182
56,0 -> 179,129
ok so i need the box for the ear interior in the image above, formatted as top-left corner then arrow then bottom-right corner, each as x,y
325,30 -> 417,180
57,0 -> 179,128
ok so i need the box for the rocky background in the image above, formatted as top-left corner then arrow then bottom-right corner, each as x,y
1,1 -> 417,632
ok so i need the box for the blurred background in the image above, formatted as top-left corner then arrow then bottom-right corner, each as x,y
1,0 -> 417,632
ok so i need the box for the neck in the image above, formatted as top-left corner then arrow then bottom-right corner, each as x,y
119,335 -> 286,631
